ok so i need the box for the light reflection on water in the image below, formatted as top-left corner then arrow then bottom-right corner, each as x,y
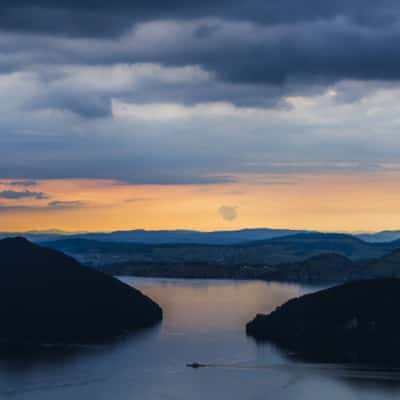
131,278 -> 306,332
0,277 -> 398,400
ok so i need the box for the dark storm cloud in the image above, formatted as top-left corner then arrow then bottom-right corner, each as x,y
0,1 -> 397,36
0,1 -> 400,88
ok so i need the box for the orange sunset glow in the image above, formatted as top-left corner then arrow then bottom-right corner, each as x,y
2,171 -> 400,233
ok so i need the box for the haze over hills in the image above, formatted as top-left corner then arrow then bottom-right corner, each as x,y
356,231 -> 400,243
0,230 -> 86,243
0,228 -> 307,244
3,228 -> 400,245
43,232 -> 400,271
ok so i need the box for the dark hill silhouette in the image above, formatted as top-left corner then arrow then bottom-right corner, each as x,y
0,237 -> 162,345
246,279 -> 400,364
362,249 -> 400,278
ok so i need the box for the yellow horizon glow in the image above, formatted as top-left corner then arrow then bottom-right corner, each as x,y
1,172 -> 400,233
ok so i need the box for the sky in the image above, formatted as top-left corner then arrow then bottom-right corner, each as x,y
1,1 -> 400,232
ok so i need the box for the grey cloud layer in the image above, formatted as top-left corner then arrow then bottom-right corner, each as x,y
0,200 -> 85,213
2,16 -> 400,88
0,190 -> 48,200
1,2 -> 400,184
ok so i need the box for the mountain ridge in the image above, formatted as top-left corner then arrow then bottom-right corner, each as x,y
4,228 -> 400,244
43,232 -> 400,274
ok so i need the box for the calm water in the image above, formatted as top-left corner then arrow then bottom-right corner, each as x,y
0,277 -> 399,399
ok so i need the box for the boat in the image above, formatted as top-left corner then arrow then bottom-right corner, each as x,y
186,362 -> 206,369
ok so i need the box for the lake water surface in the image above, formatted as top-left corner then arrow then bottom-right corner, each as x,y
0,277 -> 399,399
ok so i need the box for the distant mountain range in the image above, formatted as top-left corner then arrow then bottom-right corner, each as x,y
4,227 -> 400,245
1,230 -> 398,283
356,230 -> 400,242
6,228 -> 400,284
0,228 -> 307,244
43,232 -> 400,272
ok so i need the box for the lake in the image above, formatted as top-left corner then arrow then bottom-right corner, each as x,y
0,277 -> 399,399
